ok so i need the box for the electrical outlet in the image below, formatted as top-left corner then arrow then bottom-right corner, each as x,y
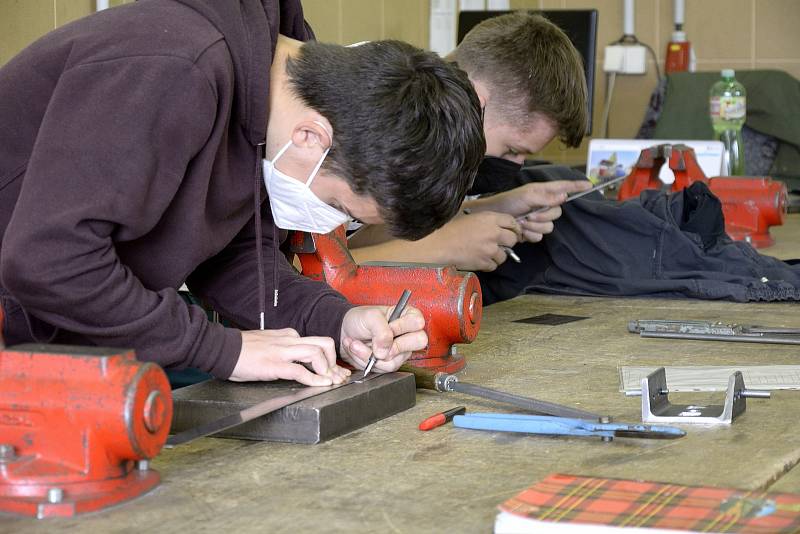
603,44 -> 647,74
621,45 -> 646,74
603,44 -> 625,73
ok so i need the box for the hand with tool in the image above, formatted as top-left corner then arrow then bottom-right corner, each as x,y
349,181 -> 590,271
231,295 -> 426,385
446,211 -> 524,271
352,211 -> 523,272
464,180 -> 592,243
338,295 -> 426,374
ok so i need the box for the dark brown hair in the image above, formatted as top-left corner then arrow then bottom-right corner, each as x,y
451,12 -> 588,147
287,40 -> 485,240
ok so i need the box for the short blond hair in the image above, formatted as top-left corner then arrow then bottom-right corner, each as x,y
452,12 -> 588,147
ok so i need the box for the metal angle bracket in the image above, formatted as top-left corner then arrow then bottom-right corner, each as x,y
638,367 -> 770,425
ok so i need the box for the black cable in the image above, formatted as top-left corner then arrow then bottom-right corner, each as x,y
642,41 -> 663,82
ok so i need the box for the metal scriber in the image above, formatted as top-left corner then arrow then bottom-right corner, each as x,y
361,289 -> 412,378
517,174 -> 628,221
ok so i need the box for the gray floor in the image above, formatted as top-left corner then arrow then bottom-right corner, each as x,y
3,215 -> 799,533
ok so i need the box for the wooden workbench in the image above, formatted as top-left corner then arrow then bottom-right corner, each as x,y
3,215 -> 799,533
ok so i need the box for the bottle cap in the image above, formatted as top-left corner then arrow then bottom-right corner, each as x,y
671,30 -> 686,42
721,68 -> 735,78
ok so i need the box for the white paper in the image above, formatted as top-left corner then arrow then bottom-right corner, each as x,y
618,365 -> 800,393
496,511 -> 693,533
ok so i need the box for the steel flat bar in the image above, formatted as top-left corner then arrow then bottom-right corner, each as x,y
639,330 -> 800,345
166,373 -> 382,447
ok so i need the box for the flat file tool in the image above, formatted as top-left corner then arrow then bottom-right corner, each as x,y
168,371 -> 415,446
401,364 -> 603,421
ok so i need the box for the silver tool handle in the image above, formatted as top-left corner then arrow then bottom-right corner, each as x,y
450,380 -> 601,420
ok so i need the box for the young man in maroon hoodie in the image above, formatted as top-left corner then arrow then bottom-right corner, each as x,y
0,1 -> 484,385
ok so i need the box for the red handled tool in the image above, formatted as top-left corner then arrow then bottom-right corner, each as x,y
419,406 -> 466,431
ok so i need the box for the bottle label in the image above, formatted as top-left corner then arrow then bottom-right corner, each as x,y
710,96 -> 746,120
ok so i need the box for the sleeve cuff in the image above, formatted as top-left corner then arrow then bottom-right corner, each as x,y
193,322 -> 242,379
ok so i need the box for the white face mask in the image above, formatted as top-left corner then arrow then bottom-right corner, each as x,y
263,124 -> 350,234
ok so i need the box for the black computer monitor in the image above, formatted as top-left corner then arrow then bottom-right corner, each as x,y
457,10 -> 598,135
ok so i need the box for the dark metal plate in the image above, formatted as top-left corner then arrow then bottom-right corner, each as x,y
170,372 -> 416,444
513,313 -> 588,326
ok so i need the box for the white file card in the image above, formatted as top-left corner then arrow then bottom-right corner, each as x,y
619,365 -> 800,393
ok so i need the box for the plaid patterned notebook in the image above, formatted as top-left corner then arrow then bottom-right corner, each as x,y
496,474 -> 800,533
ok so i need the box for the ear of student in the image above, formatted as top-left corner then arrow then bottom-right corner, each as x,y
290,118 -> 332,150
471,78 -> 490,108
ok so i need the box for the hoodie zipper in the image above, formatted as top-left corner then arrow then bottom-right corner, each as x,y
254,142 -> 267,330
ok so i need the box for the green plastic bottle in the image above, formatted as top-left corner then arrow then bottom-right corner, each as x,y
709,69 -> 746,175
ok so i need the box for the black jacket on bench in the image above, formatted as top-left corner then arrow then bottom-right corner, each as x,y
477,165 -> 800,305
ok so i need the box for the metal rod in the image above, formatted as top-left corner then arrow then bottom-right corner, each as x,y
629,388 -> 769,398
450,382 -> 601,420
399,365 -> 603,421
640,331 -> 800,345
747,327 -> 800,335
740,389 -> 771,399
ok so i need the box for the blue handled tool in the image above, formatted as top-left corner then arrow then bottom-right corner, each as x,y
453,413 -> 685,440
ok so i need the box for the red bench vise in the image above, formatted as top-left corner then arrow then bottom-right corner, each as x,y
616,143 -> 787,248
0,344 -> 172,518
289,227 -> 482,373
